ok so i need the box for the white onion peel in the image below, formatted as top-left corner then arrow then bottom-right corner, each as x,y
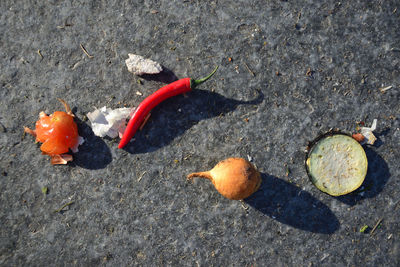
87,106 -> 134,138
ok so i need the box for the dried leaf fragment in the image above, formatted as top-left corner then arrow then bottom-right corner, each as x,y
359,225 -> 368,233
379,85 -> 392,93
125,54 -> 162,76
41,186 -> 48,195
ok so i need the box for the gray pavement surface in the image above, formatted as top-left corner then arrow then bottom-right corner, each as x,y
1,0 -> 399,266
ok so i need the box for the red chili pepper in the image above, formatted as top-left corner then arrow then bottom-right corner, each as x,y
118,66 -> 218,149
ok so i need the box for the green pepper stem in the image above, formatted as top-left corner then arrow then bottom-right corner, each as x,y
191,66 -> 219,89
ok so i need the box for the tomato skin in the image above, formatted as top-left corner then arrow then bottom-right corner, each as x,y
35,111 -> 78,155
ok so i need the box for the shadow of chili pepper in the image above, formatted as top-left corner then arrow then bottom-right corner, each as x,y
123,89 -> 264,154
245,173 -> 340,234
70,117 -> 112,170
336,147 -> 390,206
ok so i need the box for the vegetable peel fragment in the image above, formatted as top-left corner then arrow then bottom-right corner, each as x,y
360,119 -> 378,145
51,154 -> 73,165
87,106 -> 134,138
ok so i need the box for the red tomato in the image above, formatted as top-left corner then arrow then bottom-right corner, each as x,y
35,111 -> 79,155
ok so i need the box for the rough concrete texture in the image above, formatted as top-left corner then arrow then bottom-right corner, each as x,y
1,0 -> 399,266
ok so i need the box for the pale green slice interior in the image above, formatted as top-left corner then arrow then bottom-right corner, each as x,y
306,134 -> 368,196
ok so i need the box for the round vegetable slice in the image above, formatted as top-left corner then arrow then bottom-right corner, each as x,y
306,133 -> 368,196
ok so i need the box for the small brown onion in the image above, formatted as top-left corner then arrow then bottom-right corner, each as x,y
187,158 -> 262,200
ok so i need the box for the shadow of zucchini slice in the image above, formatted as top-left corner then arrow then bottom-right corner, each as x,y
306,133 -> 368,196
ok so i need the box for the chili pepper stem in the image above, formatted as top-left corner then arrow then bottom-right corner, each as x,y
190,66 -> 219,89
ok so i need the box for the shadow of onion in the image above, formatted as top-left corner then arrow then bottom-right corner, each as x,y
123,89 -> 264,154
336,147 -> 390,205
245,173 -> 340,234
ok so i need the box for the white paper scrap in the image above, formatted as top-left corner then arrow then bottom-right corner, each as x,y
87,106 -> 134,138
125,54 -> 162,75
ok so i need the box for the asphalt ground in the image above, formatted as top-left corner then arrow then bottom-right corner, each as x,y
1,1 -> 399,266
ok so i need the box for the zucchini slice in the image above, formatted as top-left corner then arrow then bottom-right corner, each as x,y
306,133 -> 368,196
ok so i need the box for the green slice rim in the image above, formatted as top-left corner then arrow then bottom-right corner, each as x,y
305,131 -> 368,196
